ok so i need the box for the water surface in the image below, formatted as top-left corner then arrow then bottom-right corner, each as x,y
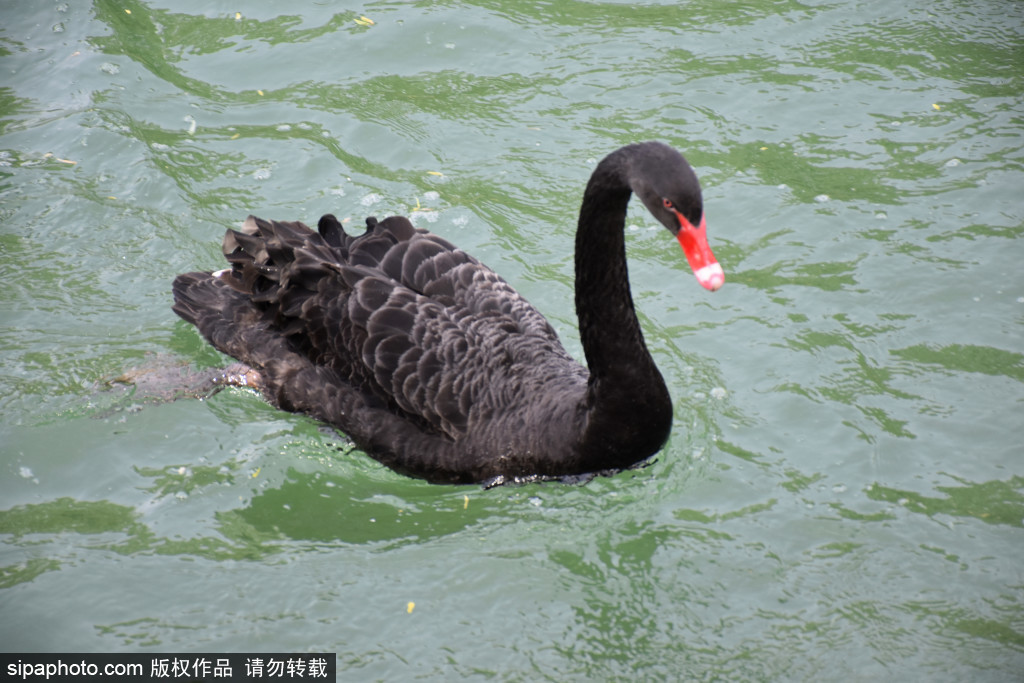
1,1 -> 1022,679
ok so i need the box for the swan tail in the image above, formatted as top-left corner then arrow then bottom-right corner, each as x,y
171,271 -> 283,370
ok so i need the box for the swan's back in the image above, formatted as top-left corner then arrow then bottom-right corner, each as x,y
173,214 -> 588,482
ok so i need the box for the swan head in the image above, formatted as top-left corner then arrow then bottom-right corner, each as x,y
628,142 -> 725,292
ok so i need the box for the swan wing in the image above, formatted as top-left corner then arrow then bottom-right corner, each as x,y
179,215 -> 560,441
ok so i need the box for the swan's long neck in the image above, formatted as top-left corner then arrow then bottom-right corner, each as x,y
574,168 -> 647,378
573,154 -> 672,467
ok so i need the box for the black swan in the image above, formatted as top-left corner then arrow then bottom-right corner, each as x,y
172,142 -> 723,485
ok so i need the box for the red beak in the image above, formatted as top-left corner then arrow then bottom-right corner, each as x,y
674,212 -> 724,291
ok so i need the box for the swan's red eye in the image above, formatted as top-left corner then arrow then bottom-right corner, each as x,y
662,198 -> 673,209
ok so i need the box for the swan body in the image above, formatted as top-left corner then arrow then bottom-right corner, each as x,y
172,142 -> 723,484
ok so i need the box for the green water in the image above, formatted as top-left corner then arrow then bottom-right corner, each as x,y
1,0 -> 1022,679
